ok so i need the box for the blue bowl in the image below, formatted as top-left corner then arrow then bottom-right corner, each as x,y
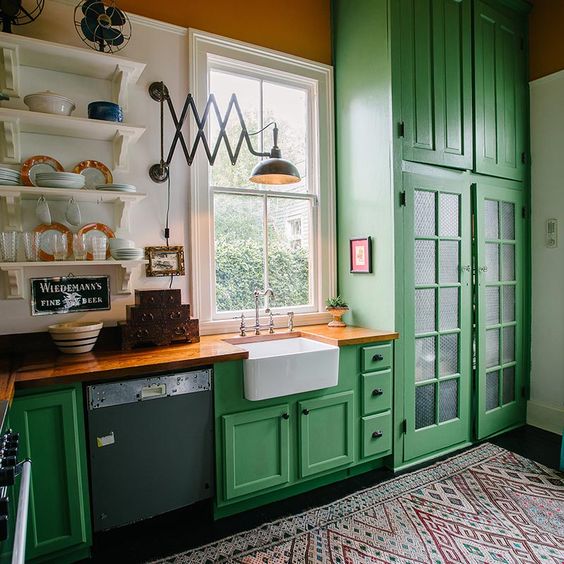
88,101 -> 124,123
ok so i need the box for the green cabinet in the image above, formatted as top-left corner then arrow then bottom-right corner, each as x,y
222,404 -> 290,500
9,385 -> 91,562
475,182 -> 526,437
474,0 -> 527,181
399,0 -> 473,170
298,392 -> 354,478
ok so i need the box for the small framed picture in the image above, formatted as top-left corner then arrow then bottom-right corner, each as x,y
350,237 -> 372,273
145,246 -> 185,277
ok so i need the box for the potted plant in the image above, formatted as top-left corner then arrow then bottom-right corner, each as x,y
325,296 -> 349,327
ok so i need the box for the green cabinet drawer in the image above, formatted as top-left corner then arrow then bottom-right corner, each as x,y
362,412 -> 392,459
362,343 -> 392,373
362,370 -> 392,415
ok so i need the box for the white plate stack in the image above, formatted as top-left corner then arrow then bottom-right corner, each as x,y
0,167 -> 21,186
111,247 -> 144,261
96,183 -> 136,193
36,172 -> 86,189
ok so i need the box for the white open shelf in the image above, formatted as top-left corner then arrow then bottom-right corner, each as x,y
0,32 -> 146,109
0,185 -> 147,232
0,259 -> 148,299
0,108 -> 145,171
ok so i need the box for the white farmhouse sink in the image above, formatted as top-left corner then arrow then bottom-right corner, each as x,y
238,337 -> 340,401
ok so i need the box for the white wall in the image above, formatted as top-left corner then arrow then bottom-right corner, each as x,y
0,1 -> 191,334
528,70 -> 564,435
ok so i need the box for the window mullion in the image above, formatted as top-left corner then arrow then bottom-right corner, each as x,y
263,195 -> 269,308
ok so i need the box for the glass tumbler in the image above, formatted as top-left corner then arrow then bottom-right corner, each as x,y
90,236 -> 108,261
22,232 -> 41,262
73,233 -> 87,261
52,233 -> 68,261
0,232 -> 17,262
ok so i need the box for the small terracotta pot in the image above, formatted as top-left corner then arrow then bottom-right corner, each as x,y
326,306 -> 349,327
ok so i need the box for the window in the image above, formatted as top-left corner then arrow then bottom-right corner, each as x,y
190,30 -> 335,333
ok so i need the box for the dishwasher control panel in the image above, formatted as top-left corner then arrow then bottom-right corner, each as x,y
88,369 -> 212,410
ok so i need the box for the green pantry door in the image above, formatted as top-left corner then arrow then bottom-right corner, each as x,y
475,182 -> 526,438
403,174 -> 472,460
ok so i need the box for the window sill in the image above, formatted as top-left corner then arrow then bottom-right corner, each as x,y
199,311 -> 333,336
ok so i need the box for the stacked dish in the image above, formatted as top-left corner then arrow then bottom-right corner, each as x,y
48,321 -> 103,354
35,172 -> 85,189
96,183 -> 136,193
111,247 -> 144,261
0,167 -> 21,185
88,101 -> 123,122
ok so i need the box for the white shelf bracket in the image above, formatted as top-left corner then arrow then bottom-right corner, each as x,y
0,191 -> 21,231
112,65 -> 132,112
0,44 -> 20,98
0,117 -> 20,164
0,265 -> 24,299
112,129 -> 133,172
116,262 -> 141,295
114,197 -> 132,234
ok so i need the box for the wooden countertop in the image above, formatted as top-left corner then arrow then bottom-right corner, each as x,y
2,324 -> 398,400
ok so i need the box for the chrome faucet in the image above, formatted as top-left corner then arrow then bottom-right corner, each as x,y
253,288 -> 274,335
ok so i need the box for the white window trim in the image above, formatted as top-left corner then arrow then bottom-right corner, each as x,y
188,29 -> 336,335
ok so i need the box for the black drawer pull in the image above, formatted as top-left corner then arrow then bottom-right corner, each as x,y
281,413 -> 290,420
372,354 -> 384,362
372,430 -> 383,439
302,409 -> 310,416
372,388 -> 384,396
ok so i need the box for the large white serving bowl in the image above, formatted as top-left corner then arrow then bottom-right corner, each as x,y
24,91 -> 76,116
48,321 -> 103,354
237,337 -> 340,401
109,238 -> 134,250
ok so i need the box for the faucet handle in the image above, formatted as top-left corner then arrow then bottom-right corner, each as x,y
233,313 -> 246,337
287,311 -> 295,332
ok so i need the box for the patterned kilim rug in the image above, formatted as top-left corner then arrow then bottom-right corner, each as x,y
153,443 -> 564,563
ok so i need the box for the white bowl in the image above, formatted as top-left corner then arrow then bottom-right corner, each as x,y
48,321 -> 103,354
109,238 -> 134,250
24,90 -> 76,116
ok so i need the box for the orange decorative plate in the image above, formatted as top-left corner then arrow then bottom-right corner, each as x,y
78,223 -> 115,260
21,156 -> 64,187
73,160 -> 113,190
33,222 -> 73,261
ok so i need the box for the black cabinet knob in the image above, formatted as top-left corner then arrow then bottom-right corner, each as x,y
281,413 -> 290,420
372,354 -> 384,362
372,430 -> 383,439
372,388 -> 384,396
302,409 -> 310,416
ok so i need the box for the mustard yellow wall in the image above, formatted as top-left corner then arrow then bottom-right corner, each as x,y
529,0 -> 564,80
118,0 -> 332,65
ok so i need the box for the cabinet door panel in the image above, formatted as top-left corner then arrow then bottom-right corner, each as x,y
475,183 -> 525,438
299,392 -> 354,478
10,386 -> 91,560
400,0 -> 472,169
222,404 -> 290,500
403,173 -> 472,462
475,0 -> 526,180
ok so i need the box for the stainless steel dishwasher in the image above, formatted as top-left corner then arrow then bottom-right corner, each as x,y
86,369 -> 213,531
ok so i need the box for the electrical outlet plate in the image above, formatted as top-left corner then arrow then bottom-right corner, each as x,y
546,218 -> 558,248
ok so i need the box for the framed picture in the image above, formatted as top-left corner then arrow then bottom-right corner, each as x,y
145,246 -> 185,277
350,237 -> 372,273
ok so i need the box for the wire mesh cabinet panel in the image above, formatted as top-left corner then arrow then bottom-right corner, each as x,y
402,173 -> 472,461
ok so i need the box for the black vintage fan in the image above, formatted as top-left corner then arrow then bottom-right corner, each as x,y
0,0 -> 44,33
74,0 -> 131,54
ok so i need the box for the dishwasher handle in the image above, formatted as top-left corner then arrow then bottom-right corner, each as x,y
140,384 -> 167,400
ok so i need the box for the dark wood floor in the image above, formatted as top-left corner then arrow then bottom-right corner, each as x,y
84,425 -> 562,563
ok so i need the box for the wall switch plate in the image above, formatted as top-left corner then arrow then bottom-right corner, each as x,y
546,218 -> 558,248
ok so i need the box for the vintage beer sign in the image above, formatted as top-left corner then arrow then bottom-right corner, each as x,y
31,276 -> 111,316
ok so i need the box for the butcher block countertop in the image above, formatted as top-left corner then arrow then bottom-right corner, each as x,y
1,325 -> 399,402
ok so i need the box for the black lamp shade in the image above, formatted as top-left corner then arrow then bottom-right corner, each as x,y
249,158 -> 301,185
